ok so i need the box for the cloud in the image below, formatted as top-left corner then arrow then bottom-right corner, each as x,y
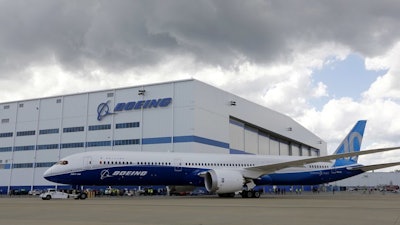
364,42 -> 400,100
2,1 -> 400,77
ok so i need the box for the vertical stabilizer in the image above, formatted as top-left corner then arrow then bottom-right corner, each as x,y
333,120 -> 367,167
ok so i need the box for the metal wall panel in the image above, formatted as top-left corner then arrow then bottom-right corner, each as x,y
291,144 -> 300,156
229,121 -> 244,151
244,126 -> 258,154
279,142 -> 290,156
269,138 -> 279,155
258,133 -> 270,155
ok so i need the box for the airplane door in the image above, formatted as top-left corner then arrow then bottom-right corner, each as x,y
83,157 -> 92,170
173,158 -> 182,172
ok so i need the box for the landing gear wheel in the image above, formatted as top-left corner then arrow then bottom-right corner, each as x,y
241,190 -> 260,198
246,191 -> 254,198
42,195 -> 51,200
79,192 -> 87,200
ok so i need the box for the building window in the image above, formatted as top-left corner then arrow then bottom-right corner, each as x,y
37,144 -> 59,150
1,163 -> 11,169
107,93 -> 114,97
88,124 -> 111,131
1,118 -> 9,123
114,139 -> 140,146
56,99 -> 62,103
19,103 -> 24,108
14,145 -> 35,151
16,130 -> 36,136
61,142 -> 84,149
63,126 -> 84,133
35,162 -> 57,168
86,141 -> 111,147
39,128 -> 59,135
12,163 -> 33,169
116,122 -> 140,129
3,105 -> 10,109
0,147 -> 12,152
0,132 -> 13,138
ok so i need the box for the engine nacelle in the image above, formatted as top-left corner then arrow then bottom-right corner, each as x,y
203,169 -> 244,194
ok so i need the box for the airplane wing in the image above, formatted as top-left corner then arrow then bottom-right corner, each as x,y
346,161 -> 400,172
242,146 -> 400,178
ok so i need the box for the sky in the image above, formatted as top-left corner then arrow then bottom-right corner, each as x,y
1,0 -> 400,171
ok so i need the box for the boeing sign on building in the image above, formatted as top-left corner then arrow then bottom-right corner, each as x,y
97,97 -> 172,121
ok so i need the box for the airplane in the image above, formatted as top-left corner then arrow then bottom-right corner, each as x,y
43,120 -> 400,198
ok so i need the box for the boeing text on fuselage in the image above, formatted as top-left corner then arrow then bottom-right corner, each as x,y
100,169 -> 148,180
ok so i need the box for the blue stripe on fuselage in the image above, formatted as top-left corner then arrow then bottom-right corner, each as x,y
46,166 -> 365,187
46,166 -> 207,186
254,167 -> 364,186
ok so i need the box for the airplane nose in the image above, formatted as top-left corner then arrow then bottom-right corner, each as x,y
43,167 -> 53,180
43,166 -> 63,183
43,164 -> 71,184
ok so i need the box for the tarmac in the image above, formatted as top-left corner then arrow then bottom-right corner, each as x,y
1,192 -> 400,225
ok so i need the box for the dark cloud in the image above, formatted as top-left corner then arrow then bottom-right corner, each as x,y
1,0 -> 400,77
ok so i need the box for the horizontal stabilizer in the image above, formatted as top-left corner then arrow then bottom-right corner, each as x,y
347,162 -> 400,172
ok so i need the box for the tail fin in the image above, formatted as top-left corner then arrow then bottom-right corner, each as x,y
333,120 -> 367,167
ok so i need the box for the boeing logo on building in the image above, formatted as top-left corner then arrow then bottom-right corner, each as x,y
97,101 -> 115,121
97,97 -> 172,121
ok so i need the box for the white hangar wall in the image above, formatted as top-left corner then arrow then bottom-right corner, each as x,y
0,79 -> 326,192
330,172 -> 400,187
190,81 -> 326,156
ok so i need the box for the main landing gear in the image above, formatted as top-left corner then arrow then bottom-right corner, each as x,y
240,190 -> 262,198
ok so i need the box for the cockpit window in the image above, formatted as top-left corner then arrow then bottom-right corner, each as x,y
56,160 -> 68,165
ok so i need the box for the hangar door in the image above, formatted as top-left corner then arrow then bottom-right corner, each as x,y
229,118 -> 270,155
229,119 -> 244,152
229,117 -> 297,156
244,126 -> 258,154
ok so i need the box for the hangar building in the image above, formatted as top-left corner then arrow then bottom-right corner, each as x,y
331,172 -> 400,188
0,79 -> 326,193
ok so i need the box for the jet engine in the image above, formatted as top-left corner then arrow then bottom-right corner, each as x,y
203,169 -> 244,194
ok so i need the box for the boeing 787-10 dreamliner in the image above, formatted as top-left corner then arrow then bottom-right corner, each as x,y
44,120 -> 400,198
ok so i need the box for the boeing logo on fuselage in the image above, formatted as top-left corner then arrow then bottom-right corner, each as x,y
97,97 -> 172,121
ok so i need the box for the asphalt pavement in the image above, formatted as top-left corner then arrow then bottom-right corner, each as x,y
1,192 -> 399,225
